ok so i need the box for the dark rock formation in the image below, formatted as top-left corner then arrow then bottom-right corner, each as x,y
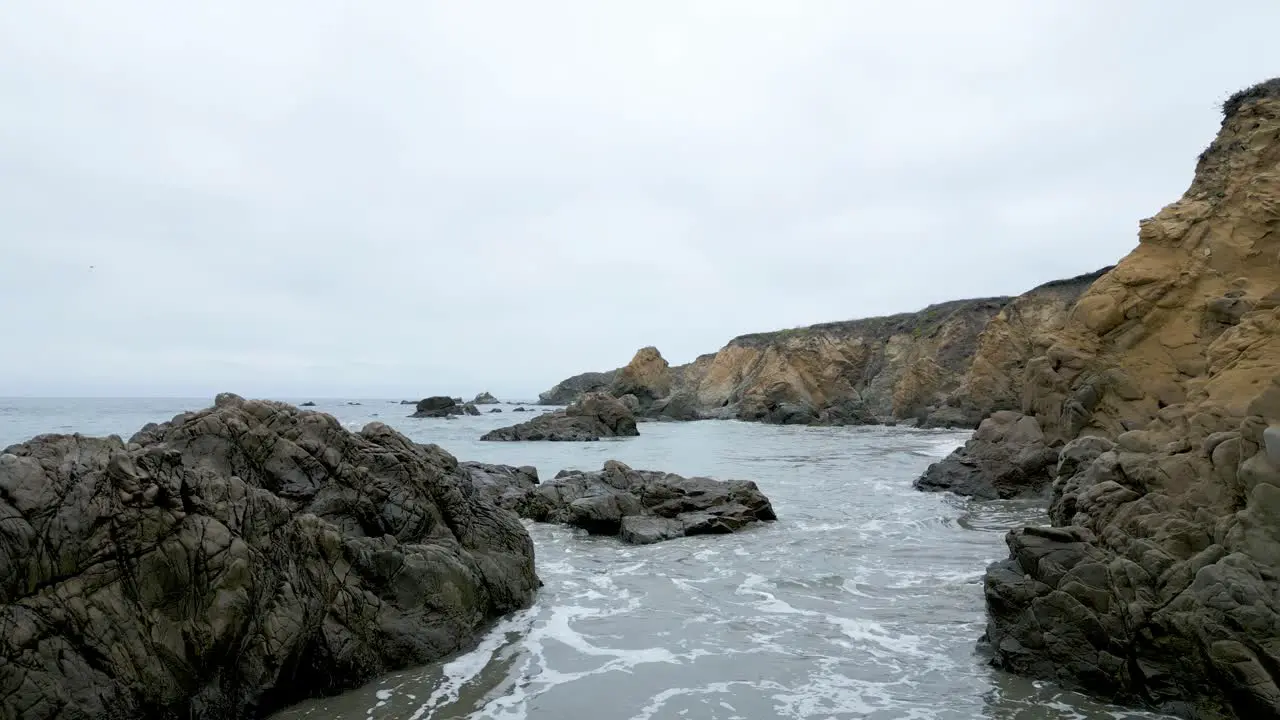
914,411 -> 1060,500
300,401 -> 316,407
0,393 -> 538,720
480,393 -> 637,442
512,406 -> 527,412
537,369 -> 618,405
488,408 -> 503,413
472,391 -> 499,405
411,396 -> 479,418
490,460 -> 776,544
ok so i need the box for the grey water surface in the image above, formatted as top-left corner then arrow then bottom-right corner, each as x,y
0,398 -> 1172,720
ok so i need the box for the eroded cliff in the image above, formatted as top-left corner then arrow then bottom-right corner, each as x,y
981,79 -> 1280,718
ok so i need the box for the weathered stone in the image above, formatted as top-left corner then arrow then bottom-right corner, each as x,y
0,395 -> 538,720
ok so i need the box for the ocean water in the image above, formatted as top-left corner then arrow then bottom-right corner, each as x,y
0,398 -> 1173,720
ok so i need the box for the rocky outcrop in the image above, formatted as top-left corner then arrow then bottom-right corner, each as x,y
914,411 -> 1060,500
482,460 -> 776,545
471,391 -> 499,405
537,369 -> 618,405
480,392 -> 638,442
0,393 -> 538,720
411,396 -> 479,418
610,347 -> 673,409
979,80 -> 1280,718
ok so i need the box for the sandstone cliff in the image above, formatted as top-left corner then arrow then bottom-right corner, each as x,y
537,270 -> 1104,427
978,79 -> 1280,718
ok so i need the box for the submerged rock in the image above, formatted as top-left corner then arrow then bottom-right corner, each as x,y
0,393 -> 538,720
476,460 -> 775,544
480,392 -> 638,442
914,411 -> 1059,500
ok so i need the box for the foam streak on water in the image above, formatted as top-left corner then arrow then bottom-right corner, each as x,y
0,399 -> 1174,720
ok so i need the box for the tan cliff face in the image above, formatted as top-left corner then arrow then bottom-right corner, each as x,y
1021,83 -> 1280,445
537,272 -> 1105,426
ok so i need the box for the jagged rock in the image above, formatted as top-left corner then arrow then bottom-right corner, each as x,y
482,460 -> 775,544
0,394 -> 538,720
480,392 -> 638,442
981,79 -> 1280,718
471,391 -> 499,405
914,411 -> 1059,500
537,369 -> 618,405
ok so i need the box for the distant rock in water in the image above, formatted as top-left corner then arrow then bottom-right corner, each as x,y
480,392 -> 638,442
913,411 -> 1059,500
471,459 -> 775,545
489,408 -> 503,413
472,391 -> 499,404
300,401 -> 316,406
411,396 -> 479,418
537,369 -> 618,405
512,406 -> 527,412
0,393 -> 538,719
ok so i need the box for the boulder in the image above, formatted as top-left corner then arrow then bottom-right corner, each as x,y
0,393 -> 538,720
479,460 -> 776,544
914,411 -> 1059,500
480,392 -> 638,442
471,391 -> 499,405
300,401 -> 316,407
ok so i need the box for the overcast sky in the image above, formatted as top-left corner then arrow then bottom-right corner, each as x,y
2,2 -> 1277,399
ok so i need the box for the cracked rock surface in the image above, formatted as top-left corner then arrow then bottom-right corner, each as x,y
0,393 -> 538,720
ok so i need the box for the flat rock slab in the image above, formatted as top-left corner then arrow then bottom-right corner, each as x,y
481,392 -> 637,441
475,459 -> 777,544
0,393 -> 538,720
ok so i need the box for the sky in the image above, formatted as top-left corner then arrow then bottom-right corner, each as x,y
2,2 -> 1278,400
